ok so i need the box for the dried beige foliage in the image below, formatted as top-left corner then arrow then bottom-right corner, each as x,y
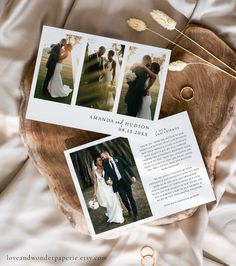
150,10 -> 176,30
127,18 -> 147,32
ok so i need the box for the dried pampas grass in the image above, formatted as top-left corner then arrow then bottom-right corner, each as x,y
168,60 -> 236,80
168,61 -> 188,71
126,13 -> 236,80
150,9 -> 236,75
150,10 -> 176,30
127,18 -> 147,32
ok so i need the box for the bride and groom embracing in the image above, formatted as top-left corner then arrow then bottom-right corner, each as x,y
125,55 -> 160,120
42,38 -> 73,98
92,150 -> 138,224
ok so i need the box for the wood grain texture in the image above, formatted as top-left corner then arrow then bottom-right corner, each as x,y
19,24 -> 236,235
160,24 -> 236,182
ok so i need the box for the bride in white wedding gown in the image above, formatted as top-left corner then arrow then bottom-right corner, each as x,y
136,77 -> 153,120
93,157 -> 124,224
98,49 -> 120,111
48,44 -> 73,98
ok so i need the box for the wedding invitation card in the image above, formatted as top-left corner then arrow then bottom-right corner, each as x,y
64,112 -> 215,240
26,25 -> 171,139
26,25 -> 215,240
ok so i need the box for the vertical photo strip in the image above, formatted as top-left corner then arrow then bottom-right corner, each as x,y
34,30 -> 86,104
76,39 -> 125,112
117,45 -> 167,120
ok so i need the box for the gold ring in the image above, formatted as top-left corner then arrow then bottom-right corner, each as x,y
141,255 -> 155,266
180,86 -> 194,101
140,245 -> 154,258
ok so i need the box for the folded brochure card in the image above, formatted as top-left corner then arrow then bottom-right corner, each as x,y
64,112 -> 215,240
26,25 -> 171,139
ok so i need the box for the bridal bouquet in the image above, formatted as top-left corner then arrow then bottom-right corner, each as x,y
125,71 -> 137,83
88,198 -> 99,210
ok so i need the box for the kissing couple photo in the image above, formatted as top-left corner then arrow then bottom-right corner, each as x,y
76,40 -> 125,111
34,33 -> 83,104
118,46 -> 165,120
68,137 -> 152,235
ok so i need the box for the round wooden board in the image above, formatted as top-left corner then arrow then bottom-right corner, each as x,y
19,24 -> 236,236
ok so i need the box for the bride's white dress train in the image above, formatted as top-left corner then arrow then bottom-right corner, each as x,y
104,61 -> 114,109
98,60 -> 115,110
48,63 -> 72,98
136,95 -> 152,120
136,78 -> 152,120
95,170 -> 124,223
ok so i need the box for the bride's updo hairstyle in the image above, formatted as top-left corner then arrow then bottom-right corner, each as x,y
108,50 -> 115,57
94,156 -> 101,167
151,62 -> 160,75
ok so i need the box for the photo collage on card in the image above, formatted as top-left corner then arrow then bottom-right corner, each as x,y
31,26 -> 170,124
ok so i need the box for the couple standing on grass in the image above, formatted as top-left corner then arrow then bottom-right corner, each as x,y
42,38 -> 73,98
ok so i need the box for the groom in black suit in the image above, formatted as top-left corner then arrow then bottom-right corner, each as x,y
125,55 -> 153,117
42,38 -> 67,95
86,46 -> 106,84
100,150 -> 138,221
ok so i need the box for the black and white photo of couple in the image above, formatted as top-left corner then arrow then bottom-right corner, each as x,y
69,137 -> 152,234
118,46 -> 164,120
76,40 -> 125,111
34,34 -> 83,104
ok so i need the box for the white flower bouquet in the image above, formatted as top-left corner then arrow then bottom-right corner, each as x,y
88,198 -> 99,210
125,71 -> 137,83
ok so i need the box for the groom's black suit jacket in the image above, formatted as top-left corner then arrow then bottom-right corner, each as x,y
125,67 -> 149,116
46,43 -> 61,70
103,156 -> 134,193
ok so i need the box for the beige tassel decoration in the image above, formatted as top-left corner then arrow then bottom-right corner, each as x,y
168,60 -> 188,71
127,18 -> 236,80
150,9 -> 236,75
169,60 -> 226,72
150,10 -> 176,30
127,18 -> 147,32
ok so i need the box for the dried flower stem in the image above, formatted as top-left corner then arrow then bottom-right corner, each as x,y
188,62 -> 221,69
149,9 -> 236,75
186,62 -> 230,72
146,28 -> 236,80
175,28 -> 236,75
